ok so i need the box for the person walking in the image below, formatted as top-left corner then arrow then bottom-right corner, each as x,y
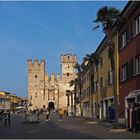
58,108 -> 64,122
131,105 -> 137,132
136,104 -> 140,133
46,108 -> 50,121
36,109 -> 40,121
4,109 -> 11,127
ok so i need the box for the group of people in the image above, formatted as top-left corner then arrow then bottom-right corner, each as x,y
1,107 -> 66,127
26,107 -> 65,122
45,108 -> 65,122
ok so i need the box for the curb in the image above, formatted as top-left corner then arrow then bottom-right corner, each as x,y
87,121 -> 98,124
107,128 -> 128,132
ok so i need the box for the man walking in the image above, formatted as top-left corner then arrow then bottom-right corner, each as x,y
4,109 -> 11,127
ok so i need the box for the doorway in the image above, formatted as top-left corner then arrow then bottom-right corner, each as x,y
48,102 -> 54,110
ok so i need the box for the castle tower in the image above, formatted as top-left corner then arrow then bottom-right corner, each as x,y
60,54 -> 76,82
28,59 -> 46,109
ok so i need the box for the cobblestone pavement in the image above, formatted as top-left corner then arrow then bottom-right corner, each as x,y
0,112 -> 140,139
0,113 -> 96,139
49,112 -> 140,139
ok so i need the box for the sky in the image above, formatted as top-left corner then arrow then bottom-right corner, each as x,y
0,1 -> 127,97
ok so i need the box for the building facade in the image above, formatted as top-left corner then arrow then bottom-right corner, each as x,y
81,62 -> 91,118
0,91 -> 11,110
28,54 -> 76,110
118,1 -> 140,123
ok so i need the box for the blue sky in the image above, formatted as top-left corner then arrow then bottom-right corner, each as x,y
0,1 -> 127,97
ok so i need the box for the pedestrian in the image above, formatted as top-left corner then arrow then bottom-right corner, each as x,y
36,109 -> 40,121
46,108 -> 50,121
4,109 -> 11,127
131,105 -> 137,132
58,108 -> 64,122
136,104 -> 140,133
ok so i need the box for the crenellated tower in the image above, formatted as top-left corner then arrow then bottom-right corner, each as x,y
28,59 -> 46,109
60,54 -> 76,82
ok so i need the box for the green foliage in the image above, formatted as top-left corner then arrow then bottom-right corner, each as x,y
93,6 -> 121,32
74,63 -> 81,73
83,52 -> 99,66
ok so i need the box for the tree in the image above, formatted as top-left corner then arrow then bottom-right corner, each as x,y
69,78 -> 80,116
71,62 -> 83,116
93,6 -> 122,128
83,52 -> 100,118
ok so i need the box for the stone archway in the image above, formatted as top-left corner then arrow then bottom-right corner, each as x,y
48,102 -> 54,110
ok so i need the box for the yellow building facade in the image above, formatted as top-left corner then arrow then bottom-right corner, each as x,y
0,91 -> 11,110
91,33 -> 119,120
81,63 -> 91,118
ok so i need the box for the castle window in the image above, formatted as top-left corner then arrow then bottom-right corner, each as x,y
68,56 -> 70,59
35,93 -> 37,98
35,75 -> 37,78
43,93 -> 45,100
67,73 -> 69,76
68,66 -> 70,68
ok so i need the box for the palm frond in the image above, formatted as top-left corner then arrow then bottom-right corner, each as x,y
93,25 -> 100,30
93,6 -> 121,32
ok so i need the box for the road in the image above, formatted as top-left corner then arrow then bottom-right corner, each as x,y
0,112 -> 139,139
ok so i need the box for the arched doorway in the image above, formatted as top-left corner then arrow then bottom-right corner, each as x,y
48,102 -> 54,110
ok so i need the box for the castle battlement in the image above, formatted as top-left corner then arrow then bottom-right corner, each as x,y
27,59 -> 32,64
27,59 -> 45,73
60,54 -> 76,63
34,59 -> 38,65
28,59 -> 45,68
56,73 -> 61,81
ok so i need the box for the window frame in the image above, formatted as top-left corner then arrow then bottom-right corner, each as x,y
135,15 -> 140,35
135,54 -> 140,75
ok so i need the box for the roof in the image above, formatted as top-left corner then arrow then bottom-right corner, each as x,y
0,91 -> 11,95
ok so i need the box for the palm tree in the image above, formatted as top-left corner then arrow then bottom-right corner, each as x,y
83,52 -> 100,119
69,78 -> 80,116
74,63 -> 83,116
93,6 -> 122,128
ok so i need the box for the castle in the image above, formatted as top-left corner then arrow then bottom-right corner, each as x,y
27,54 -> 76,110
